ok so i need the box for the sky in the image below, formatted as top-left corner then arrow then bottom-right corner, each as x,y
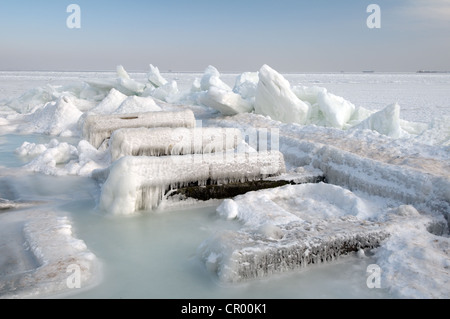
0,0 -> 449,72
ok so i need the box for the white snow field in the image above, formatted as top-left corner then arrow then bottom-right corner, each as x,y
0,65 -> 449,299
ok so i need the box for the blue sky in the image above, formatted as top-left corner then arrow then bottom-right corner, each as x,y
0,0 -> 449,72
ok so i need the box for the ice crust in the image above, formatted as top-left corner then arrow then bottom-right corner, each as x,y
2,63 -> 446,142
83,109 -> 196,149
199,184 -> 449,298
99,151 -> 286,216
1,65 -> 449,299
0,210 -> 100,299
109,127 -> 243,161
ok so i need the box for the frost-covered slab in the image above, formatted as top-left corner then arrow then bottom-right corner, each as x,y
109,127 -> 243,161
198,217 -> 388,283
99,151 -> 286,216
83,109 -> 196,148
0,210 -> 100,299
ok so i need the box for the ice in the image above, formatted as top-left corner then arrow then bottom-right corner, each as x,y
99,151 -> 286,216
352,103 -> 403,138
116,65 -> 131,80
198,86 -> 254,116
254,65 -> 311,125
0,69 -> 449,299
317,90 -> 356,129
22,140 -> 78,176
150,80 -> 179,102
113,96 -> 162,114
18,96 -> 83,137
89,88 -> 128,115
198,184 -> 448,294
109,127 -> 243,160
292,85 -> 327,105
233,72 -> 259,101
82,109 -> 196,149
0,210 -> 100,299
200,66 -> 232,92
15,141 -> 50,159
374,206 -> 450,298
147,64 -> 168,88
5,85 -> 58,114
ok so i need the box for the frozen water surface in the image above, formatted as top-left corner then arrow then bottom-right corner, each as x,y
0,69 -> 448,299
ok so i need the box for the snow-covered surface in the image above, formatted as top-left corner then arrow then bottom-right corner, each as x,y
199,184 -> 449,297
0,209 -> 101,299
109,127 -> 243,160
82,109 -> 196,149
0,66 -> 449,299
99,151 -> 286,216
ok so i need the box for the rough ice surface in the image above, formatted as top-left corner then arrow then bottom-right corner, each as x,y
317,90 -> 356,129
374,206 -> 450,299
89,88 -> 128,115
255,65 -> 311,125
198,184 -> 449,297
20,140 -> 78,176
352,103 -> 403,138
19,96 -> 83,137
150,80 -> 179,102
99,151 -> 286,216
199,86 -> 254,116
200,65 -> 232,92
83,109 -> 196,149
112,96 -> 162,114
109,127 -> 243,161
198,183 -> 391,283
147,64 -> 168,88
233,72 -> 259,101
1,66 -> 449,299
0,210 -> 100,299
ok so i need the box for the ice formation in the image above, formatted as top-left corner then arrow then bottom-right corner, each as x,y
99,151 -> 286,216
198,87 -> 254,116
233,72 -> 259,101
109,127 -> 243,160
198,184 -> 449,293
200,65 -> 232,92
352,103 -> 403,138
82,109 -> 196,149
113,95 -> 162,114
198,183 -> 391,283
147,64 -> 168,88
317,90 -> 356,129
0,210 -> 100,298
255,65 -> 311,125
20,96 -> 83,137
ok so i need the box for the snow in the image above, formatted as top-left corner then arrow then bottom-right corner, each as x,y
109,127 -> 243,160
255,65 -> 311,125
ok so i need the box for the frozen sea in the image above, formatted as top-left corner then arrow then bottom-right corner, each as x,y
0,68 -> 449,299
